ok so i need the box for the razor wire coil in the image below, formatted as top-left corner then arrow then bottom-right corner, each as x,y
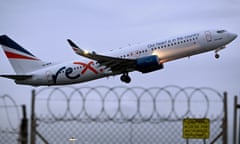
34,85 -> 223,123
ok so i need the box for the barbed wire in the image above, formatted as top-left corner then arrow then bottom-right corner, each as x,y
0,94 -> 21,131
34,85 -> 223,123
0,95 -> 22,144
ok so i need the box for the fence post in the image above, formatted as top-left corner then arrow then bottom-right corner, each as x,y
233,96 -> 237,144
30,89 -> 36,144
239,107 -> 240,144
222,92 -> 228,144
19,105 -> 28,144
233,96 -> 240,144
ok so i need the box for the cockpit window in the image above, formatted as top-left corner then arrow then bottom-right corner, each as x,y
216,30 -> 226,33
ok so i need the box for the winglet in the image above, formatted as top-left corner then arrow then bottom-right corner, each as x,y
67,39 -> 79,48
67,39 -> 89,55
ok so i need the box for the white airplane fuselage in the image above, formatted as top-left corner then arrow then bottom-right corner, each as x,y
0,30 -> 237,86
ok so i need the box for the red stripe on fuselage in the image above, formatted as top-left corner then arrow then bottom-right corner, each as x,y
4,51 -> 38,60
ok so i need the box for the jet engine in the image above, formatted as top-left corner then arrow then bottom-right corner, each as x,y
136,55 -> 163,73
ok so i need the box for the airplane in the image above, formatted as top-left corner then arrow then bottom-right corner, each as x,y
0,29 -> 237,86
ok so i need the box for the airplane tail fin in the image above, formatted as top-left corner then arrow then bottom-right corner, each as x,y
0,35 -> 46,74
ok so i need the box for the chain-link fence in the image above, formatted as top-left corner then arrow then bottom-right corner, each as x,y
31,86 -> 226,144
0,94 -> 25,144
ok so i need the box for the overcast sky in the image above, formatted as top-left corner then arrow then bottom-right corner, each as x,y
1,0 -> 240,98
0,0 -> 240,141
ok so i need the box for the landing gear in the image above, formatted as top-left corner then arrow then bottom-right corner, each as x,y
215,47 -> 225,59
120,73 -> 131,83
215,53 -> 220,59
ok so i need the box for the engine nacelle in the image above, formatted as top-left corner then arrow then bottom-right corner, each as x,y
136,55 -> 164,73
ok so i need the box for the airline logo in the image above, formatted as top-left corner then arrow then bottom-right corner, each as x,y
4,50 -> 38,60
73,61 -> 99,74
0,35 -> 38,60
52,61 -> 103,84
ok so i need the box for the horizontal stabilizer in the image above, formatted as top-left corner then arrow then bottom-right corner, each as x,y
0,75 -> 32,80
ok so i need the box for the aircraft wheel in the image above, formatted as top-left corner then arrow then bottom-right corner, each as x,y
215,53 -> 220,59
120,74 -> 131,83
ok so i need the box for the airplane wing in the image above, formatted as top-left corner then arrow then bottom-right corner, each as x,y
67,39 -> 136,74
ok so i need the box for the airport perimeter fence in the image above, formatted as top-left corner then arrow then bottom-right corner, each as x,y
0,94 -> 27,144
30,86 -> 227,144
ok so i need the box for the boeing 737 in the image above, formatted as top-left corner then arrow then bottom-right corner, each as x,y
0,30 -> 237,86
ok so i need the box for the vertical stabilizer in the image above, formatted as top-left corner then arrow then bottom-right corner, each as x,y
0,35 -> 45,74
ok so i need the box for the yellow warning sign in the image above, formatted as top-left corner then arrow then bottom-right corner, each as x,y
183,118 -> 210,139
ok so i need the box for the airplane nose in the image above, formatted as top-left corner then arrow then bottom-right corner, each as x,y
225,32 -> 238,43
230,33 -> 238,40
232,33 -> 238,40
